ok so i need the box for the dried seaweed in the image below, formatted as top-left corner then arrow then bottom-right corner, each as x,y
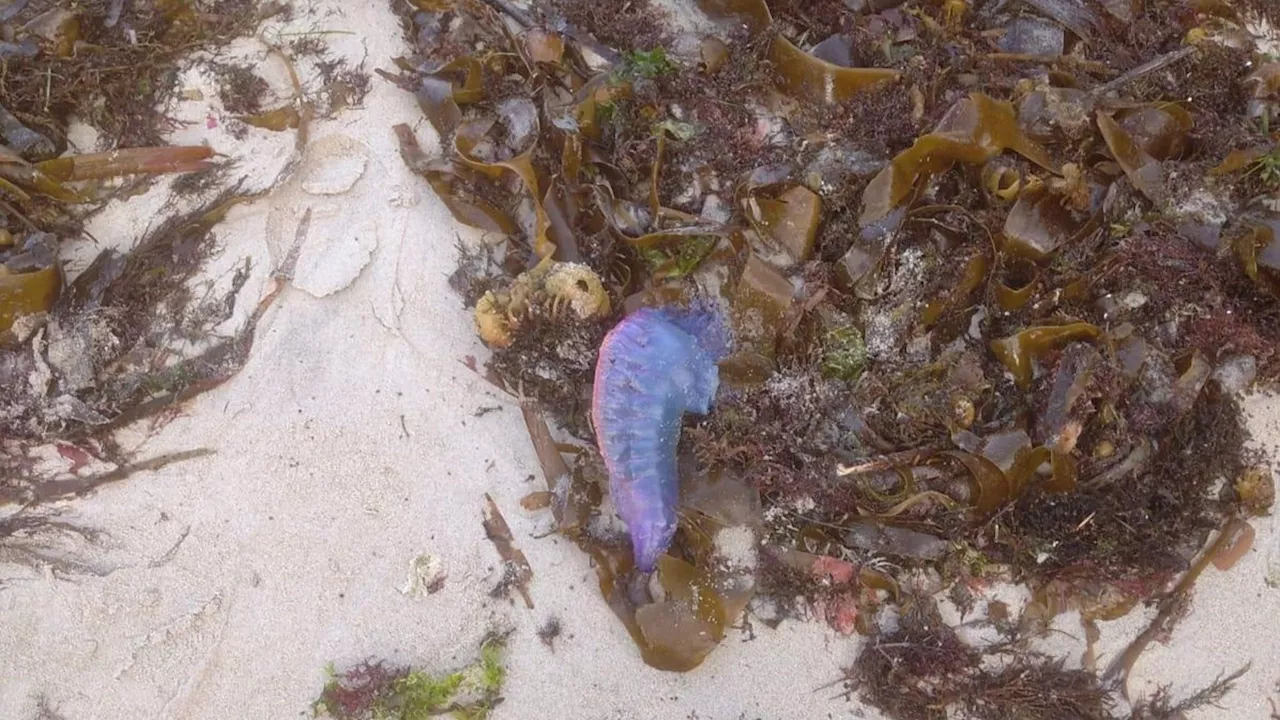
426,0 -> 1276,704
849,600 -> 1113,720
1,0 -> 271,150
481,493 -> 535,609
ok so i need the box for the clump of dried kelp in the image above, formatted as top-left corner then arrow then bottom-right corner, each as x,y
397,0 -> 1279,712
1,0 -> 276,148
1,4 -> 301,563
848,599 -> 1115,720
847,593 -> 1250,720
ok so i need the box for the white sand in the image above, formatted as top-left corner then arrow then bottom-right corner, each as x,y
3,3 -> 1279,719
2,3 -> 858,719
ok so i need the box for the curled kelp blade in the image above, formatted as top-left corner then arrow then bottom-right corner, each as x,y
589,182 -> 654,238
1,229 -> 61,333
696,0 -> 773,34
1097,110 -> 1165,205
989,323 -> 1102,389
936,92 -> 1056,172
1230,216 -> 1280,298
1114,103 -> 1192,161
861,92 -> 1056,225
1171,350 -> 1213,416
416,56 -> 486,136
1003,184 -> 1091,260
731,253 -> 794,364
454,101 -> 555,258
590,546 -> 736,673
994,256 -> 1039,309
942,451 -> 1011,516
0,263 -> 60,333
771,35 -> 899,106
394,123 -> 518,235
699,1 -> 897,104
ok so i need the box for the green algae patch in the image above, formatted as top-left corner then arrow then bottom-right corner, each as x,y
314,637 -> 507,720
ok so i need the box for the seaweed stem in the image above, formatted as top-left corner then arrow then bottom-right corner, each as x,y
986,53 -> 1112,75
1090,46 -> 1194,99
1104,518 -> 1249,695
837,447 -> 943,477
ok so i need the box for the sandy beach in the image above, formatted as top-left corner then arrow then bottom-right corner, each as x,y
3,2 -> 1280,719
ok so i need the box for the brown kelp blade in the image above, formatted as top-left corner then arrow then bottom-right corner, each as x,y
771,35 -> 899,106
696,0 -> 773,34
37,145 -> 214,182
455,105 -> 554,257
989,323 -> 1101,389
1097,110 -> 1165,205
862,92 -> 1055,225
394,123 -> 517,235
481,493 -> 535,609
0,264 -> 60,333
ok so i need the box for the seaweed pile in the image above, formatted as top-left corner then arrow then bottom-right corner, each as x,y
389,0 -> 1279,714
0,3 -> 301,558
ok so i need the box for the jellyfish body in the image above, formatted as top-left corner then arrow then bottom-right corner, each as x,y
591,301 -> 731,572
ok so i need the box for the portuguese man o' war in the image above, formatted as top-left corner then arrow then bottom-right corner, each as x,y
591,299 -> 733,573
